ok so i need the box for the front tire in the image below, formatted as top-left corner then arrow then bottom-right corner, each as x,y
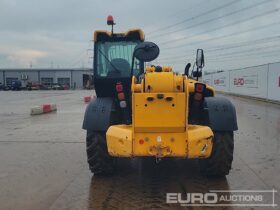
199,131 -> 234,177
86,131 -> 115,175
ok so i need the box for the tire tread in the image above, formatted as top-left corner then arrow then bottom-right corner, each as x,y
199,131 -> 234,177
86,131 -> 114,175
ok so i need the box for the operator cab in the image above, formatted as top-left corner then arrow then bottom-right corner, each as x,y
93,16 -> 145,97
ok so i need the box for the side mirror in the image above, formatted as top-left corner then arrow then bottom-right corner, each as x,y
133,42 -> 160,62
196,49 -> 204,68
184,63 -> 191,76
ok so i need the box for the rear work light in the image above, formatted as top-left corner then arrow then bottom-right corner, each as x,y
120,101 -> 127,108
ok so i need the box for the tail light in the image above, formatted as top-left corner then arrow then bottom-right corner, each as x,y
194,83 -> 206,101
139,139 -> 144,145
116,83 -> 123,92
194,93 -> 203,101
118,92 -> 125,100
195,83 -> 206,93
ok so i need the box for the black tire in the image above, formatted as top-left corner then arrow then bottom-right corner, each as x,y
199,131 -> 234,177
86,131 -> 115,175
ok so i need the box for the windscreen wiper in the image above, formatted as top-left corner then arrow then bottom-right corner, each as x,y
98,49 -> 120,73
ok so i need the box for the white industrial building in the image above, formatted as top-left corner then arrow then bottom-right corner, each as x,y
0,68 -> 93,89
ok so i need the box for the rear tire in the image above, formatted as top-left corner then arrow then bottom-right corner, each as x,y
199,131 -> 234,177
86,131 -> 115,175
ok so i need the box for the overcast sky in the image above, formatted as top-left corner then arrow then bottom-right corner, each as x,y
0,0 -> 280,72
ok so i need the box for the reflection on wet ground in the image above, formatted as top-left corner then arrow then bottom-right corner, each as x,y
88,158 -> 231,209
50,158 -> 232,210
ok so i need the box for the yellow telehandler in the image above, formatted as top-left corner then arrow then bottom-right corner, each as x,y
83,16 -> 237,176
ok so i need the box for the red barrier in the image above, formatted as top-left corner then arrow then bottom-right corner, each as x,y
43,104 -> 51,113
30,104 -> 57,115
84,96 -> 92,103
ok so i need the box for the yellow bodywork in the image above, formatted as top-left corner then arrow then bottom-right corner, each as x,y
133,92 -> 186,132
107,125 -> 213,158
106,66 -> 214,158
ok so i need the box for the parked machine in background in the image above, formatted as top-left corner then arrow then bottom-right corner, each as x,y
51,83 -> 64,90
26,82 -> 54,90
11,80 -> 22,91
83,16 -> 238,177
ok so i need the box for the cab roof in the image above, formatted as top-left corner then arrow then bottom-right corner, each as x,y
93,28 -> 145,42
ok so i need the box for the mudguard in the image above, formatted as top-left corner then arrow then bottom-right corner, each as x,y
203,97 -> 238,131
82,97 -> 115,131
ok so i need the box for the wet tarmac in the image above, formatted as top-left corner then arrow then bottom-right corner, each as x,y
0,90 -> 279,210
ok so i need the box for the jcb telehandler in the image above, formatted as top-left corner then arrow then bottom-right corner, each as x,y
83,16 -> 237,177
